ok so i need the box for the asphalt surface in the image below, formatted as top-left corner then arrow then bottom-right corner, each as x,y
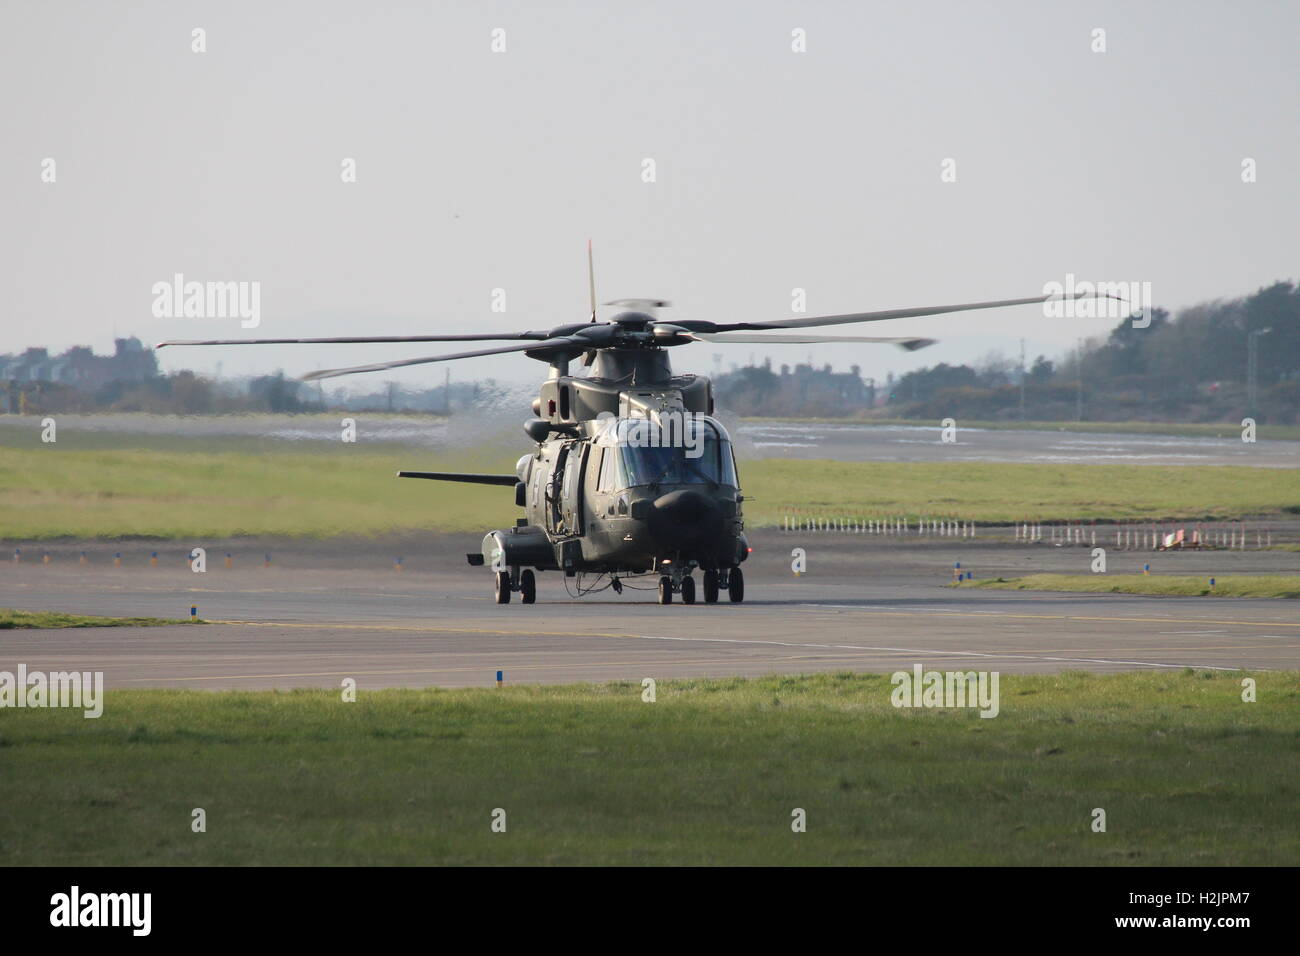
2,531 -> 1296,689
4,415 -> 1297,467
735,421 -> 1300,467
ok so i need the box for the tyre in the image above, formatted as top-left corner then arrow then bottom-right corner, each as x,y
658,575 -> 673,605
681,576 -> 696,604
520,569 -> 536,604
494,570 -> 511,604
728,566 -> 744,603
703,569 -> 719,603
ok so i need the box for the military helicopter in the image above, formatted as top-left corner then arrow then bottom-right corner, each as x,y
158,252 -> 1108,605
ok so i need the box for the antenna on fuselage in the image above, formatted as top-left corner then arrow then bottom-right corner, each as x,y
587,239 -> 597,322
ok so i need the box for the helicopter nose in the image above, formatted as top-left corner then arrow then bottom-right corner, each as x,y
648,490 -> 722,548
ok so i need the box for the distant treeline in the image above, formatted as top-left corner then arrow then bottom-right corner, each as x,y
714,280 -> 1299,424
7,281 -> 1297,423
3,371 -> 507,416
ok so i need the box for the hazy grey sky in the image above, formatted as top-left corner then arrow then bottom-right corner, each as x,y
2,0 -> 1297,388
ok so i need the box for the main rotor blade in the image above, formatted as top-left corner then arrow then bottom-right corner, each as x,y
693,332 -> 936,351
397,471 -> 518,486
300,336 -> 584,381
713,291 -> 1118,332
156,333 -> 547,348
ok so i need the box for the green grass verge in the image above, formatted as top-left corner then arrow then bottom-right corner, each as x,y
964,574 -> 1300,599
0,608 -> 198,629
0,442 -> 519,539
2,437 -> 1295,538
0,672 -> 1295,865
744,460 -> 1297,526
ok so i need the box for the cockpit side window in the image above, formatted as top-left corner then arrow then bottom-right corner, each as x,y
597,447 -> 617,493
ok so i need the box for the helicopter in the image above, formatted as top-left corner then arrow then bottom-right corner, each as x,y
157,252 -> 1112,605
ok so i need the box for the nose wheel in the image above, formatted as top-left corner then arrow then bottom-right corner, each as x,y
494,567 -> 537,605
658,575 -> 673,604
702,570 -> 719,603
726,567 -> 744,603
680,575 -> 696,604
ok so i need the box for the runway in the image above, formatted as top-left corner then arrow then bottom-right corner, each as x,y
2,532 -> 1296,689
5,414 -> 1297,467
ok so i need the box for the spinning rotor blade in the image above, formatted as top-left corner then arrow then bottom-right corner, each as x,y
691,332 -> 937,351
712,290 -> 1119,332
300,336 -> 585,381
155,332 -> 547,348
397,471 -> 518,486
605,298 -> 671,311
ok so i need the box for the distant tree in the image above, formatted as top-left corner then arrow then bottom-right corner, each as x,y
1027,356 -> 1054,383
973,350 -> 1016,386
249,371 -> 306,413
168,371 -> 216,414
1244,281 -> 1299,386
891,363 -> 979,403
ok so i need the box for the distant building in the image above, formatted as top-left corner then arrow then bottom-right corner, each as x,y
0,337 -> 159,390
713,360 -> 876,416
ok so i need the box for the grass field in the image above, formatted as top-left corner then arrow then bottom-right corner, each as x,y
2,436 -> 1295,538
0,671 -> 1294,865
0,608 -> 198,629
963,575 -> 1300,599
747,459 -> 1296,526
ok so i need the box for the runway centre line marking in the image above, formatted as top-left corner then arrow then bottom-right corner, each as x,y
120,656 -> 821,681
622,634 -> 1254,672
192,620 -> 1293,669
119,628 -> 1264,675
801,606 -> 1300,628
210,604 -> 1300,632
118,649 -> 1233,683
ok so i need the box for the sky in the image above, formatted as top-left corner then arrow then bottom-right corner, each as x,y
2,0 -> 1297,389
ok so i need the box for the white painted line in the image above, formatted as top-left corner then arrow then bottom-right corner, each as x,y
628,633 -> 1253,672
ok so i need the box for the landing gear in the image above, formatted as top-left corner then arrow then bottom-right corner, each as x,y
658,575 -> 673,605
520,569 -> 536,604
702,570 -> 719,604
611,577 -> 623,594
680,576 -> 696,604
494,570 -> 511,604
728,566 -> 744,603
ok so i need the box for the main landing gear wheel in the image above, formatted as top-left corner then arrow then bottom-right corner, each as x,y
494,570 -> 511,604
681,576 -> 696,604
658,575 -> 673,605
728,567 -> 745,603
703,570 -> 719,603
520,569 -> 536,604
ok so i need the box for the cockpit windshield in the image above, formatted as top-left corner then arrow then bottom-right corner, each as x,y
612,418 -> 739,489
